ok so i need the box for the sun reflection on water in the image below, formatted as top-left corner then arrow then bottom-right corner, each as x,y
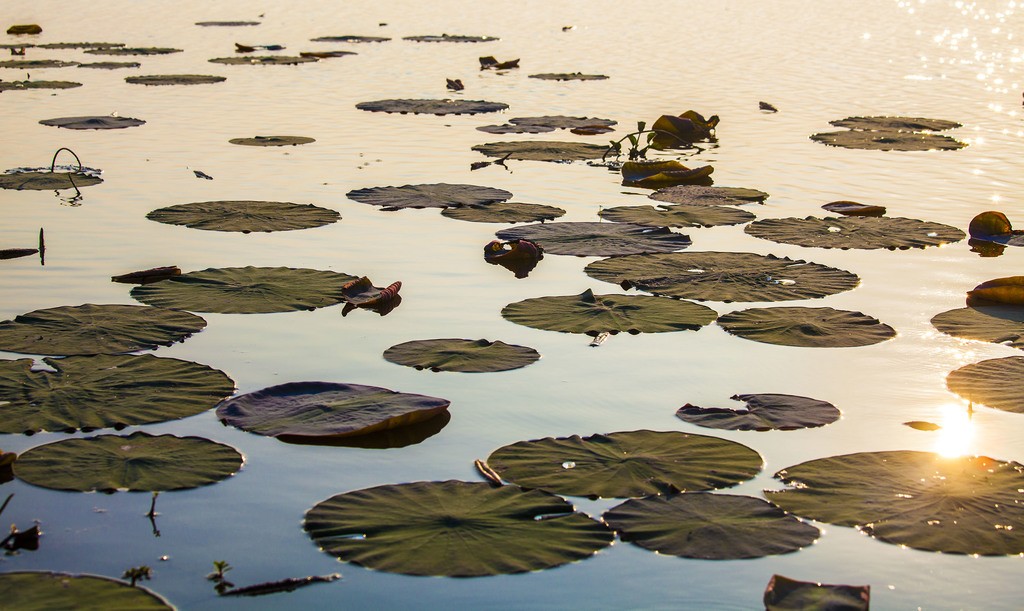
933,402 -> 976,457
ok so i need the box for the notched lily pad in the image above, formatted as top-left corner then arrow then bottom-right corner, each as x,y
347,183 -> 511,210
529,72 -> 608,81
442,201 -> 565,223
599,203 -> 754,228
147,200 -> 338,232
745,216 -> 964,250
649,185 -> 768,206
383,338 -> 540,373
210,55 -> 316,65
85,47 -> 181,56
402,34 -> 498,43
496,222 -> 690,256
39,116 -> 145,130
931,306 -> 1024,350
473,140 -> 609,162
676,393 -> 840,431
125,74 -> 226,85
356,98 -> 507,115
229,135 -> 315,147
717,307 -> 895,347
0,80 -> 82,91
311,35 -> 390,43
946,356 -> 1024,414
764,574 -> 870,611
0,572 -> 172,609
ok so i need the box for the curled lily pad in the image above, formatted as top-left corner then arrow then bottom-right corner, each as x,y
383,338 -> 540,373
6,25 -> 43,35
967,211 -> 1024,247
496,222 -> 690,256
402,34 -> 498,43
282,411 -> 450,449
967,277 -> 1024,306
229,135 -> 315,147
603,493 -> 819,559
529,72 -> 608,81
649,184 -> 768,206
0,572 -> 172,609
311,35 -> 390,43
764,574 -> 870,611
487,430 -> 762,498
649,110 -> 719,148
210,55 -> 316,65
766,450 -> 1024,555
39,116 -> 145,130
484,239 -> 544,278
125,74 -> 226,85
930,306 -> 1024,350
0,354 -> 234,434
13,431 -> 243,492
216,381 -> 450,439
85,47 -> 181,55
473,140 -> 609,161
442,201 -> 565,223
77,61 -> 140,69
821,200 -> 886,217
718,307 -> 895,347
676,393 -> 840,431
305,480 -> 611,576
339,277 -> 401,317
0,59 -> 77,68
599,203 -> 754,228
356,98 -> 507,115
585,251 -> 859,302
946,356 -> 1024,414
0,167 -> 102,190
0,80 -> 81,91
621,160 -> 714,189
0,304 -> 206,356
745,216 -> 964,250
130,266 -> 356,313
146,200 -> 338,232
347,183 -> 511,210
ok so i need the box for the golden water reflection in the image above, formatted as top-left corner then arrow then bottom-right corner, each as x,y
933,401 -> 977,457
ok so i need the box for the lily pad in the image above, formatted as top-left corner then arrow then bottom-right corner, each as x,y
209,55 -> 317,65
905,420 -> 942,431
0,572 -> 172,610
0,59 -> 77,68
125,74 -> 226,85
195,20 -> 260,26
229,135 -> 315,147
130,266 -> 357,313
766,450 -> 1024,555
745,216 -> 965,250
216,381 -> 451,439
0,354 -> 234,434
764,574 -> 870,611
496,222 -> 690,256
487,430 -> 762,498
811,129 -> 966,151
39,116 -> 145,130
37,42 -> 125,49
282,411 -> 450,449
305,480 -> 611,576
85,47 -> 181,55
0,168 -> 102,190
967,277 -> 1024,306
77,61 -> 140,69
931,306 -> 1024,350
821,200 -> 886,217
311,35 -> 390,43
146,200 -> 338,232
442,201 -> 565,223
472,140 -> 609,161
347,183 -> 511,210
402,34 -> 498,43
383,338 -> 540,373
676,393 -> 840,431
476,123 -> 556,134
946,356 -> 1024,414
6,25 -> 43,35
13,431 -> 243,492
599,203 -> 754,228
828,116 -> 962,131
584,251 -> 859,302
603,493 -> 819,559
967,211 -> 1024,247
509,115 -> 617,130
620,160 -> 714,189
0,80 -> 82,92
649,185 -> 769,206
717,307 -> 896,347
356,98 -> 508,115
0,304 -> 207,356
529,72 -> 609,81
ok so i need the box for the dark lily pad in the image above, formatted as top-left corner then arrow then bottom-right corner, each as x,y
676,393 -> 840,431
305,480 -> 611,576
229,135 -> 315,147
442,201 -> 565,223
487,430 -> 762,498
77,61 -> 140,69
472,140 -> 609,162
811,129 -> 966,151
85,47 -> 181,55
311,35 -> 390,43
146,200 -> 338,232
347,183 -> 511,210
584,251 -> 859,302
529,72 -> 608,81
946,356 -> 1024,414
0,168 -> 102,190
14,431 -> 243,492
967,277 -> 1024,306
620,160 -> 714,189
649,185 -> 769,206
0,304 -> 206,356
931,306 -> 1024,350
402,34 -> 498,43
195,20 -> 261,26
764,574 -> 870,611
130,266 -> 356,313
821,200 -> 886,217
383,338 -> 540,373
829,116 -> 962,131
39,116 -> 145,130
216,381 -> 450,439
0,572 -> 172,609
510,115 -> 617,130
476,123 -> 556,134
6,25 -> 43,35
496,222 -> 690,256
356,98 -> 508,115
745,216 -> 965,250
967,211 -> 1024,247
209,55 -> 316,65
0,59 -> 77,68
905,420 -> 942,431
37,42 -> 125,49
603,493 -> 819,559
0,354 -> 234,434
766,450 -> 1024,555
599,203 -> 754,228
125,74 -> 226,85
281,411 -> 450,450
717,307 -> 896,347
0,80 -> 82,91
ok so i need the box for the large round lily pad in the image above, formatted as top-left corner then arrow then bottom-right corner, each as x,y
0,304 -> 207,356
766,450 -> 1024,555
745,216 -> 964,250
648,185 -> 769,206
717,307 -> 896,347
496,222 -> 690,256
0,80 -> 82,92
472,140 -> 609,161
209,55 -> 317,65
584,251 -> 859,302
676,393 -> 841,431
599,203 -> 754,228
146,200 -> 339,232
529,72 -> 608,81
931,306 -> 1024,350
305,480 -> 611,576
402,34 -> 498,43
383,338 -> 540,373
441,201 -> 565,223
603,493 -> 819,559
356,99 -> 507,115
946,356 -> 1024,414
487,430 -> 762,498
85,47 -> 181,55
125,74 -> 226,85
0,169 -> 102,190
347,183 -> 511,210
0,354 -> 234,434
0,572 -> 172,610
228,135 -> 315,147
216,381 -> 451,439
502,289 -> 717,336
130,266 -> 356,313
39,116 -> 145,130
13,431 -> 243,492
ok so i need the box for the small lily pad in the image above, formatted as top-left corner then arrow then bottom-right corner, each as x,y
745,216 -> 964,250
476,123 -> 556,134
821,200 -> 886,217
676,393 -> 840,431
529,72 -> 608,81
195,20 -> 261,26
931,306 -> 1024,350
510,115 -> 617,130
0,572 -> 172,610
85,47 -> 181,55
764,574 -> 870,611
311,35 -> 390,43
229,135 -> 315,147
6,25 -> 43,35
603,493 -> 819,559
356,98 -> 508,115
125,74 -> 226,85
383,338 -> 540,373
811,129 -> 966,151
147,200 -> 338,232
946,356 -> 1024,414
39,116 -> 145,130
599,203 -> 754,228
496,222 -> 690,256
0,168 -> 102,190
14,431 -> 243,492
77,61 -> 140,69
828,116 -> 962,131
209,55 -> 317,65
442,201 -> 565,223
717,307 -> 896,347
347,183 -> 511,210
0,59 -> 77,68
0,80 -> 82,91
472,140 -> 609,161
649,185 -> 769,206
37,42 -> 125,49
402,34 -> 498,43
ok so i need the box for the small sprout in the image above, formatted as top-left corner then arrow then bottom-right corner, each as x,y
207,560 -> 233,581
122,565 -> 152,587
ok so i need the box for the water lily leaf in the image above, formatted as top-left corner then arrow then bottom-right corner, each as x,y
347,183 -> 511,210
14,431 -> 243,492
649,184 -> 768,206
0,169 -> 102,190
509,115 -> 617,130
766,450 -> 1024,555
472,140 -> 609,161
496,222 -> 690,256
764,574 -> 870,611
209,55 -> 316,65
649,111 -> 719,148
305,480 -> 611,576
85,47 -> 181,55
78,61 -> 140,69
745,216 -> 964,250
967,277 -> 1024,306
130,266 -> 357,313
281,411 -> 450,449
677,393 -> 840,431
603,493 -> 819,559
585,251 -> 859,302
905,420 -> 941,431
6,25 -> 42,35
821,200 -> 886,217
125,74 -> 226,85
111,266 -> 181,284
0,354 -> 234,434
0,304 -> 207,355
356,98 -> 507,115
476,123 -> 556,134
39,116 -> 145,130
442,201 -> 565,223
195,20 -> 260,26
146,200 -> 338,232
946,356 -> 1024,414
38,42 -> 125,50
228,135 -> 315,147
216,381 -> 451,439
810,129 -> 966,151
311,35 -> 390,43
828,116 -> 962,131
0,59 -> 77,68
0,80 -> 82,91
599,203 -> 754,228
621,160 -> 714,189
717,307 -> 896,347
0,572 -> 172,610
402,34 -> 498,43
528,72 -> 609,81
383,338 -> 540,373
930,306 -> 1024,350
487,430 -> 762,498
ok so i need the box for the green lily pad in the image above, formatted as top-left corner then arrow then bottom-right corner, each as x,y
0,80 -> 82,92
502,289 -> 717,336
130,266 -> 356,313
228,135 -> 315,147
383,338 -> 540,373
0,354 -> 234,434
311,35 -> 390,43
39,116 -> 145,130
946,356 -> 1024,414
766,450 -> 1024,555
356,98 -> 508,115
85,47 -> 181,55
764,574 -> 870,611
346,183 -> 511,210
125,74 -> 226,85
37,42 -> 125,49
676,393 -> 840,431
146,200 -> 338,232
472,140 -> 609,161
745,216 -> 964,250
305,480 -> 611,576
528,72 -> 608,81
487,430 -> 762,498
496,222 -> 690,256
77,62 -> 140,69
648,185 -> 769,206
0,59 -> 77,68
0,169 -> 102,190
441,201 -> 565,223
216,381 -> 451,439
210,55 -> 317,65
603,493 -> 819,559
717,307 -> 896,347
931,306 -> 1024,350
14,431 -> 243,492
402,34 -> 498,43
476,123 -> 556,134
599,203 -> 754,228
0,304 -> 207,356
0,572 -> 172,610
584,251 -> 859,302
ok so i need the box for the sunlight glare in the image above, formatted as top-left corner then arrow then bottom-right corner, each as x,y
933,402 -> 975,457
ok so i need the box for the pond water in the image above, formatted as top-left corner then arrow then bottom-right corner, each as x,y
2,0 -> 1024,608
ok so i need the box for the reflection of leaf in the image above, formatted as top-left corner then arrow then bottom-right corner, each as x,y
764,574 -> 869,611
0,572 -> 172,609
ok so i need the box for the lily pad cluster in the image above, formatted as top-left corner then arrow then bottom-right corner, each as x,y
810,116 -> 966,151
